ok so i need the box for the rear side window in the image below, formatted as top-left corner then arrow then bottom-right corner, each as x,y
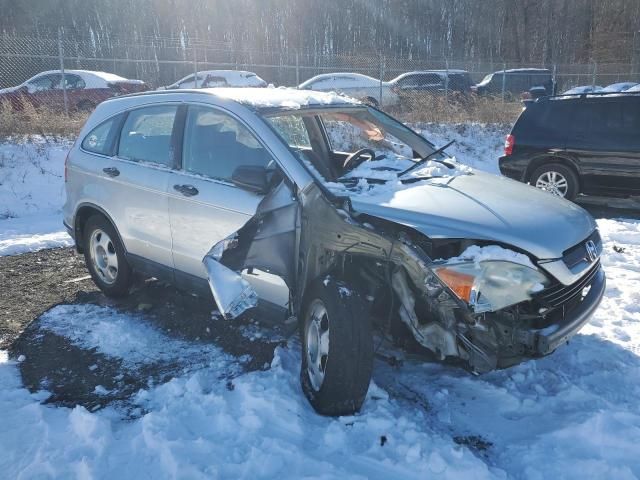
572,100 -> 640,150
118,105 -> 178,166
514,101 -> 574,146
81,114 -> 122,156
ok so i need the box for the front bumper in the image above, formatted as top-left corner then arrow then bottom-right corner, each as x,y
505,264 -> 606,364
535,266 -> 605,355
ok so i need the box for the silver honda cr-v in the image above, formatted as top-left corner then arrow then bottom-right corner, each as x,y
64,88 -> 605,416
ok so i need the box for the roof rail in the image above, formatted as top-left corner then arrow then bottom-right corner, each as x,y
540,91 -> 640,101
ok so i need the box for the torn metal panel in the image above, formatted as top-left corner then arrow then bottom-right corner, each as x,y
203,252 -> 258,319
202,180 -> 299,319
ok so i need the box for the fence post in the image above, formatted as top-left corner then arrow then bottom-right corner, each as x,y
379,54 -> 384,106
57,29 -> 69,116
552,64 -> 557,94
592,62 -> 597,88
295,52 -> 300,86
193,47 -> 198,88
444,58 -> 449,99
501,62 -> 506,102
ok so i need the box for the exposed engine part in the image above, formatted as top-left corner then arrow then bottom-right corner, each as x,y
391,268 -> 458,360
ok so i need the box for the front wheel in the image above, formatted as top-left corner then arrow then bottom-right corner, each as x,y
531,163 -> 579,200
300,278 -> 373,416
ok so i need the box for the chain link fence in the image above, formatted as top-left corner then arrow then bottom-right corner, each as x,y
1,32 -> 639,136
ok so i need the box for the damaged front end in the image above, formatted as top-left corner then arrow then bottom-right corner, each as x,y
201,176 -> 605,374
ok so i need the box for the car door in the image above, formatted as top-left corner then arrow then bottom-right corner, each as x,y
569,100 -> 640,195
167,104 -> 275,279
106,104 -> 178,267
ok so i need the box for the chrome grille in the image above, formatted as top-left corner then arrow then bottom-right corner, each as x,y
535,260 -> 601,309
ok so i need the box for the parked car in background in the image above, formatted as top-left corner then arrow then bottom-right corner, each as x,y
164,70 -> 268,89
389,70 -> 473,94
562,85 -> 603,95
472,68 -> 555,97
601,82 -> 638,93
626,84 -> 640,92
65,87 -> 604,416
500,92 -> 640,200
298,73 -> 398,107
0,70 -> 147,111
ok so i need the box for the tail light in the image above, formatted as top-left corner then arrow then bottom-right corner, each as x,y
64,149 -> 70,182
504,134 -> 515,156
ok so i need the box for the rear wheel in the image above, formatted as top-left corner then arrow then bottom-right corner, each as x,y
83,214 -> 132,297
531,163 -> 579,200
300,278 -> 373,416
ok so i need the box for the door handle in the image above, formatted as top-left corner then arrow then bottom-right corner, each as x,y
173,184 -> 199,197
102,167 -> 120,177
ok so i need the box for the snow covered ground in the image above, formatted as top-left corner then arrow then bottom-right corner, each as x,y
0,138 -> 73,255
1,218 -> 639,478
1,126 -> 640,478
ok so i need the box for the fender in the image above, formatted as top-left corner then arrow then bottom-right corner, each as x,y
73,202 -> 127,254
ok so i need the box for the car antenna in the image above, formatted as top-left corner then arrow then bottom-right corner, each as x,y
397,140 -> 455,178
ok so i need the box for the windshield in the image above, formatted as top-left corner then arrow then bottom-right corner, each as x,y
264,106 -> 469,195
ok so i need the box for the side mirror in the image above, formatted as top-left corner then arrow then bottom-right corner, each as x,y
231,165 -> 270,194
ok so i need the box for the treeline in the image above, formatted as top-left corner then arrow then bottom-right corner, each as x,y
1,0 -> 639,64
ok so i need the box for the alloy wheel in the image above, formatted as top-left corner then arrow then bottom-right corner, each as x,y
535,170 -> 569,197
306,299 -> 330,391
89,228 -> 119,285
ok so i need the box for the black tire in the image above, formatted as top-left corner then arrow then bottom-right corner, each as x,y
300,278 -> 373,416
83,214 -> 132,297
530,162 -> 579,201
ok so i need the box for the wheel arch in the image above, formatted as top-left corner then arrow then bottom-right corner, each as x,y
524,154 -> 581,188
74,203 -> 126,254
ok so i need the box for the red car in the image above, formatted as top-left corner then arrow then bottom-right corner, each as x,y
0,70 -> 148,112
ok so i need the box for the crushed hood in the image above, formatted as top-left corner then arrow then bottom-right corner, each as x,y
349,170 -> 596,260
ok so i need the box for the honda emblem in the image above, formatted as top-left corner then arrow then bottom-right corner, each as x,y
585,240 -> 598,263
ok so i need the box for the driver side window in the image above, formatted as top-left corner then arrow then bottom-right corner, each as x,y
182,105 -> 274,182
28,74 -> 61,91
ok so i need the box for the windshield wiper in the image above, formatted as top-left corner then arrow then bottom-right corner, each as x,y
397,140 -> 455,178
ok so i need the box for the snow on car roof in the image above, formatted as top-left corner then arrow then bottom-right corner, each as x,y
207,86 -> 360,109
299,73 -> 381,87
27,69 -> 131,82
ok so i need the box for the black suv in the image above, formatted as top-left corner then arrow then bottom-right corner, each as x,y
499,93 -> 640,200
473,68 -> 555,97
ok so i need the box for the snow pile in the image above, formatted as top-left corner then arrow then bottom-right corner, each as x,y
441,244 -> 535,268
0,138 -> 73,255
413,123 -> 508,174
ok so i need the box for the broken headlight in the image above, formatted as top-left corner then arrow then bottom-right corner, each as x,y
433,260 -> 550,313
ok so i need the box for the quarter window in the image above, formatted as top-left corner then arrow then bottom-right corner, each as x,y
81,114 -> 123,156
118,105 -> 178,166
182,105 -> 273,181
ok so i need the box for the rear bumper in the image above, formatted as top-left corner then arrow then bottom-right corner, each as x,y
63,219 -> 74,239
498,155 -> 527,181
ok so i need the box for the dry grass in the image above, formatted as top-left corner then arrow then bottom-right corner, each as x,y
392,93 -> 523,124
0,101 -> 88,139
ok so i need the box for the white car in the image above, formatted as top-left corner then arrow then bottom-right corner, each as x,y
298,73 -> 399,107
164,70 -> 267,90
562,85 -> 603,95
601,82 -> 638,93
